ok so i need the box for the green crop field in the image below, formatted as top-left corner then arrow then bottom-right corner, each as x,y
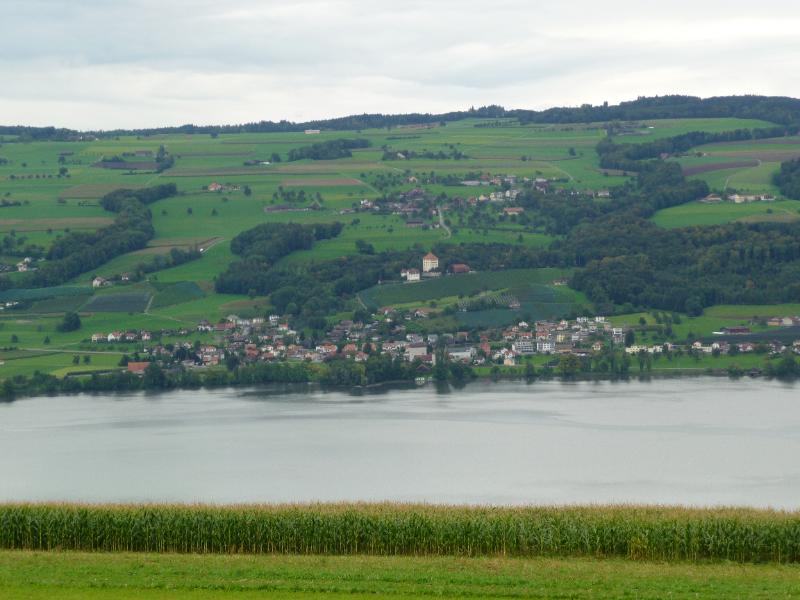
359,268 -> 571,308
150,281 -> 206,309
3,503 -> 799,562
81,292 -> 151,313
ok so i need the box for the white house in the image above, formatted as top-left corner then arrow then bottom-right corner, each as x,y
513,340 -> 536,355
405,343 -> 428,360
537,339 -> 555,353
447,346 -> 475,362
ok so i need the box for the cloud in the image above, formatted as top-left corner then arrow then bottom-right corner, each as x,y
1,0 -> 799,128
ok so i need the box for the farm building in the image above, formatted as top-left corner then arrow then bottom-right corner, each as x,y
207,182 -> 223,192
450,263 -> 470,274
304,129 -> 321,135
404,268 -> 420,282
728,193 -> 775,203
503,207 -> 524,216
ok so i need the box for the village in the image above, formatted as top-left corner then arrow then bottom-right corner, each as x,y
85,253 -> 800,378
85,305 -> 800,378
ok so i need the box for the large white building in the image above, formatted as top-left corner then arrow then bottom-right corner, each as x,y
422,252 -> 439,273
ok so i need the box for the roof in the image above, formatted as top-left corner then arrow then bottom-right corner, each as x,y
423,252 -> 438,260
127,362 -> 150,374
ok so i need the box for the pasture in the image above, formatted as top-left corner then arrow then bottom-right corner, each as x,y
2,551 -> 797,600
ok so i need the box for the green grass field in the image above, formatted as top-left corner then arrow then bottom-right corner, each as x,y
652,199 -> 800,228
1,551 -> 797,599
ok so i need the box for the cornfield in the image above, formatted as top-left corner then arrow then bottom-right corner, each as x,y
1,503 -> 798,563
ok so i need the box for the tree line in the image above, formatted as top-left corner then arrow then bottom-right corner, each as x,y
286,138 -> 370,161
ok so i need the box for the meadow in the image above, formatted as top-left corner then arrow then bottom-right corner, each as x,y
1,551 -> 797,599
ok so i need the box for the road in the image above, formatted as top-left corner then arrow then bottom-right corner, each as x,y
437,206 -> 452,238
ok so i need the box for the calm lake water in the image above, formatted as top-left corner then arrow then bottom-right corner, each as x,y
1,378 -> 799,508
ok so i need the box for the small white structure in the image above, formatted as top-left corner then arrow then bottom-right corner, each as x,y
92,276 -> 109,288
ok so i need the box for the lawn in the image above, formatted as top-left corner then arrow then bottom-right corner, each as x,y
0,551 -> 796,599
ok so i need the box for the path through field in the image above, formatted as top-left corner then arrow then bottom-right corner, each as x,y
437,206 -> 452,238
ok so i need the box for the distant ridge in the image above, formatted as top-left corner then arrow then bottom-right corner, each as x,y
3,95 -> 800,139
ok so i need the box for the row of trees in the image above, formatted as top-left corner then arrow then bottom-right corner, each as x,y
287,138 -> 370,161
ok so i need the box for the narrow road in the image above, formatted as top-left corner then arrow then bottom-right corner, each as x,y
437,206 -> 452,238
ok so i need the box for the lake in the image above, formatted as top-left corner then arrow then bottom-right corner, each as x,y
1,378 -> 798,507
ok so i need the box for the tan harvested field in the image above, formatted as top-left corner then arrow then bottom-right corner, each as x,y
174,152 -> 251,157
682,160 -> 759,175
738,211 -> 800,224
271,162 -> 385,173
0,217 -> 114,230
711,150 -> 800,161
169,167 -> 272,177
281,177 -> 364,187
706,135 -> 800,146
146,236 -> 223,249
59,183 -> 141,199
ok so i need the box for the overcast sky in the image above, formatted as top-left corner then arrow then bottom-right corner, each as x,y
2,0 -> 800,129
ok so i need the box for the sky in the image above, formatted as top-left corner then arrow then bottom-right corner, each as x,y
2,0 -> 800,130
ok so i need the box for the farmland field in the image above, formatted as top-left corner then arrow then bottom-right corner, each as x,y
359,268 -> 570,308
81,292 -> 151,313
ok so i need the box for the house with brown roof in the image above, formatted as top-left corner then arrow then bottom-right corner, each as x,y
127,362 -> 150,374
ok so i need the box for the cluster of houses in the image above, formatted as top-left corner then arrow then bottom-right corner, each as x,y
92,330 -> 153,343
400,253 -> 471,282
701,193 -> 776,204
206,182 -> 241,193
85,303 -> 800,378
